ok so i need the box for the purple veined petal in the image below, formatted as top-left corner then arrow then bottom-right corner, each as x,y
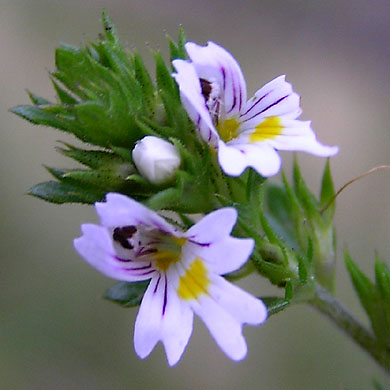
268,119 -> 339,157
95,193 -> 178,235
134,271 -> 194,366
73,224 -> 156,282
207,274 -> 267,325
185,42 -> 247,118
240,75 -> 302,127
172,59 -> 219,147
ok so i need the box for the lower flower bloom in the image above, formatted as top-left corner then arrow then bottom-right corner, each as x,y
74,193 -> 267,365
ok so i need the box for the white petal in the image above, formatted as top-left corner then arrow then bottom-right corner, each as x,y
185,41 -> 247,117
186,207 -> 237,242
191,295 -> 248,361
217,140 -> 252,176
172,59 -> 219,147
269,120 -> 339,156
208,274 -> 267,325
95,193 -> 177,234
184,208 -> 254,274
218,140 -> 281,177
134,272 -> 194,366
240,75 -> 301,128
73,224 -> 155,281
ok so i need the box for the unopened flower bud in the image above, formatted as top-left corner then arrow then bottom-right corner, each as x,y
132,136 -> 181,185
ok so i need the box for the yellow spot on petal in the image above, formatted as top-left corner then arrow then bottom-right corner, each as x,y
177,258 -> 210,300
249,116 -> 283,143
217,117 -> 240,143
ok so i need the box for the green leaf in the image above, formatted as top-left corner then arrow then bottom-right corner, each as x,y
27,91 -> 51,105
51,79 -> 78,105
261,297 -> 289,317
57,143 -> 130,169
293,158 -> 321,226
11,105 -> 69,130
101,10 -> 120,44
104,280 -> 149,307
28,181 -> 104,204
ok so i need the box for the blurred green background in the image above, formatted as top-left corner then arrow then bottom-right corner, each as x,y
1,0 -> 389,389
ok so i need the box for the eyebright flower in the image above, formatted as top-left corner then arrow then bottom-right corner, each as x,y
173,42 -> 339,177
132,136 -> 181,185
74,193 -> 267,366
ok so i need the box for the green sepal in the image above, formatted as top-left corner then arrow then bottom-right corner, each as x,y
261,297 -> 289,317
28,181 -> 104,204
319,159 -> 336,224
103,280 -> 149,308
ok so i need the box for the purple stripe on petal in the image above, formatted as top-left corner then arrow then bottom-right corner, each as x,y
113,255 -> 135,263
221,66 -> 226,91
154,274 -> 161,293
162,274 -> 168,316
187,237 -> 211,247
132,269 -> 156,277
241,91 -> 272,117
124,263 -> 152,271
243,94 -> 290,123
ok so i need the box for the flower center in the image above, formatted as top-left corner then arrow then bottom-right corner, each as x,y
217,117 -> 240,143
152,236 -> 186,271
113,226 -> 186,271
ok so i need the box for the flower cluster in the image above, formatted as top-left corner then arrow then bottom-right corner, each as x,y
67,37 -> 339,366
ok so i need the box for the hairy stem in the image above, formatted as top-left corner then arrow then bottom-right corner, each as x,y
310,284 -> 390,374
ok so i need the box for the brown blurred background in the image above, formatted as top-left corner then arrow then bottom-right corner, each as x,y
1,0 -> 389,389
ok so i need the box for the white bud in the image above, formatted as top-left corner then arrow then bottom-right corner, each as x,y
132,136 -> 181,185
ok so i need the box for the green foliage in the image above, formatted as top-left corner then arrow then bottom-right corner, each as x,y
346,253 -> 390,349
104,281 -> 149,307
263,158 -> 337,290
12,12 -> 221,213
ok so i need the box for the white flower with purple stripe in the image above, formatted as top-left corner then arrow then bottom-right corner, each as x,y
74,193 -> 267,366
173,42 -> 338,177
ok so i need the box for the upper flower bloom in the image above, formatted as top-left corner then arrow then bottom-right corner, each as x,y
173,42 -> 338,177
74,193 -> 267,366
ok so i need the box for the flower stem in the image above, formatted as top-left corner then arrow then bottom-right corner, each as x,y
309,283 -> 390,375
